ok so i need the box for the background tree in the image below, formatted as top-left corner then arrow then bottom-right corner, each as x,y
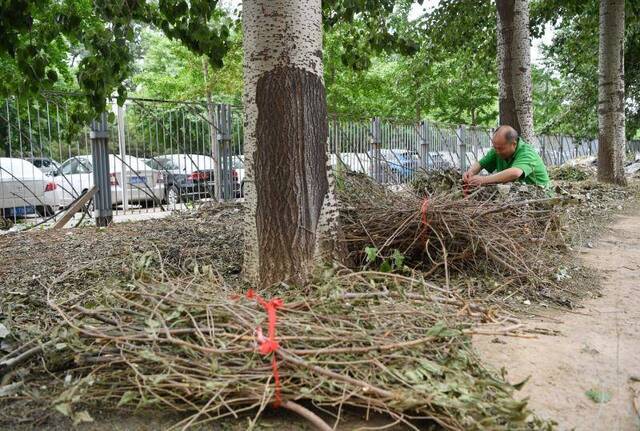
132,27 -> 242,104
597,0 -> 626,184
496,0 -> 534,141
532,0 -> 640,139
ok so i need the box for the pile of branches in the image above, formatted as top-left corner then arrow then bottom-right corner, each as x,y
555,179 -> 640,244
549,165 -> 591,182
0,204 -> 245,344
411,168 -> 463,195
338,173 -> 572,303
0,273 -> 550,431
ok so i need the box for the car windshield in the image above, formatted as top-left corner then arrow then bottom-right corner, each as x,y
232,157 -> 244,169
146,158 -> 178,171
158,158 -> 179,170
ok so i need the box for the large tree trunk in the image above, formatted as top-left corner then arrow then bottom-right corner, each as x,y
243,0 -> 336,288
597,0 -> 626,185
496,0 -> 534,142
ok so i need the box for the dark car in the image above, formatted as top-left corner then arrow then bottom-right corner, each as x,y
144,156 -> 240,205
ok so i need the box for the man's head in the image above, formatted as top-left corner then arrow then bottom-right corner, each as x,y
492,125 -> 519,160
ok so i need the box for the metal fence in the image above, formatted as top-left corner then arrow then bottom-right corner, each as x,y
0,92 -> 621,229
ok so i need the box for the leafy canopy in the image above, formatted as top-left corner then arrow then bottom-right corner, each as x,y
0,0 -> 232,114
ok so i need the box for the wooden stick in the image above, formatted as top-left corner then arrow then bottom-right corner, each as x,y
53,186 -> 98,229
281,400 -> 333,431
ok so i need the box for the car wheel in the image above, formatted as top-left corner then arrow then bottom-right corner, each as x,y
166,186 -> 180,206
36,205 -> 54,217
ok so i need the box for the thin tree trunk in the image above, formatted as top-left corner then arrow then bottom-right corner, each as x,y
496,0 -> 534,142
243,0 -> 337,288
202,58 -> 222,202
597,0 -> 626,185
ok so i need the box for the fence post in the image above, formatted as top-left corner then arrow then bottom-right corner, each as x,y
419,120 -> 429,170
207,100 -> 222,202
114,102 -> 128,212
217,104 -> 233,200
457,125 -> 466,171
370,117 -> 382,182
90,112 -> 113,227
540,135 -> 546,164
559,136 -> 565,165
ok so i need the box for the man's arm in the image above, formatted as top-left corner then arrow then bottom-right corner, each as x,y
462,161 -> 482,183
467,167 -> 523,186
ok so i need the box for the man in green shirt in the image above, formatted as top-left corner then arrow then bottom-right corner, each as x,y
462,125 -> 550,187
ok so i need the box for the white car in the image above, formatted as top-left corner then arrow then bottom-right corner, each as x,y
232,155 -> 245,196
46,155 -> 165,208
329,153 -> 370,175
0,157 -> 54,217
232,155 -> 245,183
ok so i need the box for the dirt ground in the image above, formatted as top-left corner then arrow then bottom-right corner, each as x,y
475,210 -> 640,430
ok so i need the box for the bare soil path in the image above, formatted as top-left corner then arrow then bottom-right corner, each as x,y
475,212 -> 640,430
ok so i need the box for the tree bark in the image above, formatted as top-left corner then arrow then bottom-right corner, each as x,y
496,0 -> 534,142
597,0 -> 626,185
243,0 -> 337,288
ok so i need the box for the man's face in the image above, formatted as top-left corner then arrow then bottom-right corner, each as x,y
492,133 -> 517,160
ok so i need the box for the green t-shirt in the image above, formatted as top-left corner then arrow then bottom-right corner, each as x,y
479,138 -> 550,187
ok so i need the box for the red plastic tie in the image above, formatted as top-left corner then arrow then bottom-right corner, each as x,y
421,198 -> 430,227
246,289 -> 284,407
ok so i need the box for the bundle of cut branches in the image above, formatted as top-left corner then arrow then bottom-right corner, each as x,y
0,274 -> 550,431
338,173 -> 570,302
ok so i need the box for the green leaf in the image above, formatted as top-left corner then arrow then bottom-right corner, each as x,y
73,410 -> 94,425
585,389 -> 611,404
145,318 -> 161,329
379,260 -> 392,273
166,310 -> 181,321
118,390 -> 137,407
55,402 -> 72,417
418,359 -> 444,376
426,321 -> 446,337
404,369 -> 422,382
365,246 -> 378,263
426,321 -> 461,338
512,375 -> 531,391
392,249 -> 405,268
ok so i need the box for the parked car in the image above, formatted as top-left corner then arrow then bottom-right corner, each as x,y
368,149 -> 420,182
47,155 -> 165,208
328,153 -> 370,175
232,155 -> 245,196
144,156 -> 215,205
25,157 -> 60,176
150,154 -> 240,202
428,151 -> 457,170
0,157 -> 54,218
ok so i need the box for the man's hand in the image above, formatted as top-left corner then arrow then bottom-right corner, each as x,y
466,175 -> 485,187
462,162 -> 482,184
